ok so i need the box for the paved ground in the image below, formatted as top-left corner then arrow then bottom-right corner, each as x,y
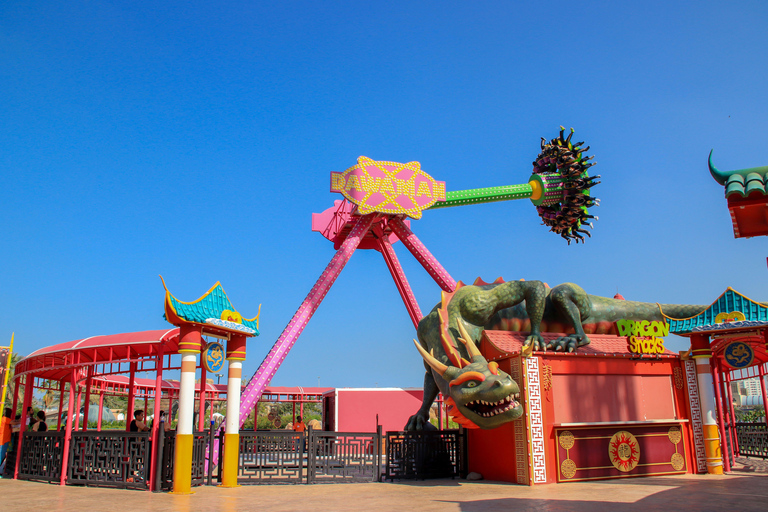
1,459 -> 766,512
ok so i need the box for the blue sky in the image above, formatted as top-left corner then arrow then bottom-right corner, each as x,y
2,1 -> 767,390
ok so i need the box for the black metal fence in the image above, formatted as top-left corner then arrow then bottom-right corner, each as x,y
230,428 -> 383,484
18,431 -> 65,483
68,431 -> 152,489
9,427 -> 464,488
384,430 -> 466,480
158,430 -> 209,490
735,422 -> 768,459
307,428 -> 382,483
235,430 -> 306,484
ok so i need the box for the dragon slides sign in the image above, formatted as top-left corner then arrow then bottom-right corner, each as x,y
615,319 -> 670,355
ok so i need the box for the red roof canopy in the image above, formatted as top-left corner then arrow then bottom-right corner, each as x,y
16,329 -> 180,382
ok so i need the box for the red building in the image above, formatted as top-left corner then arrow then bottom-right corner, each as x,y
323,388 -> 424,434
470,332 -> 698,484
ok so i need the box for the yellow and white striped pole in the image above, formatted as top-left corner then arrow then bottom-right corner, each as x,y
172,325 -> 202,493
691,333 -> 723,475
221,334 -> 247,487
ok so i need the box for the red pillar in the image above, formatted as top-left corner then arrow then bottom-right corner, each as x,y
11,375 -> 19,419
126,362 -> 137,431
148,345 -> 165,492
14,375 -> 34,479
56,379 -> 65,431
97,393 -> 105,431
724,370 -> 739,456
712,359 -> 731,472
82,366 -> 93,430
759,364 -> 768,426
59,369 -> 77,485
74,387 -> 82,431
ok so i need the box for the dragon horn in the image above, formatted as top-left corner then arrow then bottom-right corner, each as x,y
437,309 -> 464,368
456,321 -> 486,362
412,339 -> 458,379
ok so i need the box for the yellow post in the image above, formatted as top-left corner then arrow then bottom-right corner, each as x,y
172,326 -> 202,494
0,333 -> 14,413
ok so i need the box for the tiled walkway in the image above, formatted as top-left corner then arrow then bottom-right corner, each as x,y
2,468 -> 767,512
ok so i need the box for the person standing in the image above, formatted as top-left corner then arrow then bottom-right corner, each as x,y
293,416 -> 306,454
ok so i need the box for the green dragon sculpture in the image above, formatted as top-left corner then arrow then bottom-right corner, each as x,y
405,278 -> 706,430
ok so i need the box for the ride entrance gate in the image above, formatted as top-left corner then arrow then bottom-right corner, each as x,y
666,287 -> 768,470
226,427 -> 383,484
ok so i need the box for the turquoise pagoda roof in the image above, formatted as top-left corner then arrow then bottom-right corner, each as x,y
665,287 -> 768,335
161,277 -> 260,336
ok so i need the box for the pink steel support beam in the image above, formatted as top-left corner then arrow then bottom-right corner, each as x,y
207,213 -> 378,468
389,217 -> 456,292
376,235 -> 423,329
238,213 -> 377,424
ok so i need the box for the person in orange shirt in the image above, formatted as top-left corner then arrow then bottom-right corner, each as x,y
293,416 -> 306,454
1,408 -> 16,476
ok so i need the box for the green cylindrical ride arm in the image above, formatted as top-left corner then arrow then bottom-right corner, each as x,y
428,182 -> 535,209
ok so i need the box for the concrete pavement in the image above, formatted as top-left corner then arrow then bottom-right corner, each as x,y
1,460 -> 766,512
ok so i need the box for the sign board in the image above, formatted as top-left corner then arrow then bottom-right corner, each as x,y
330,156 -> 446,219
723,341 -> 754,369
202,341 -> 225,373
615,319 -> 669,354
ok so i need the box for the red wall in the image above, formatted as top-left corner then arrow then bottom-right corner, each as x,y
330,388 -> 424,433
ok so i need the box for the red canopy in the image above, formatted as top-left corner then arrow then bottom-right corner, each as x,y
15,328 -> 180,382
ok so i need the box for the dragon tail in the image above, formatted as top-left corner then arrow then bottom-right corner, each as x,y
657,303 -> 708,320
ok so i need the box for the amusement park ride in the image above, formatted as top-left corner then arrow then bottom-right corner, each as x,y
226,128 -> 601,458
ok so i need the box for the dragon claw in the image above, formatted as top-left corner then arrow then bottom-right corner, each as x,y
546,334 -> 591,353
404,413 -> 436,431
524,333 -> 547,352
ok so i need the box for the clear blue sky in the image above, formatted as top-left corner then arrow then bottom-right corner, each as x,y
2,1 -> 767,389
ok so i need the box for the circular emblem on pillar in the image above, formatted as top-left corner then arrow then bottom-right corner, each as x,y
558,431 -> 575,450
670,452 -> 685,471
608,431 -> 640,472
723,341 -> 754,369
560,458 -> 577,479
202,341 -> 225,373
668,426 -> 682,445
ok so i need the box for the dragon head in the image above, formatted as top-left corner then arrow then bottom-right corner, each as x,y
413,320 -> 523,429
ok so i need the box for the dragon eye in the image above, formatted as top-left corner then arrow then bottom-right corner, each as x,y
466,381 -> 478,388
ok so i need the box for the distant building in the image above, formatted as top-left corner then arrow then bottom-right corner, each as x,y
744,377 -> 762,396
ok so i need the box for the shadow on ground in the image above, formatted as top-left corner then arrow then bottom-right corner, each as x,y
450,474 -> 768,512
